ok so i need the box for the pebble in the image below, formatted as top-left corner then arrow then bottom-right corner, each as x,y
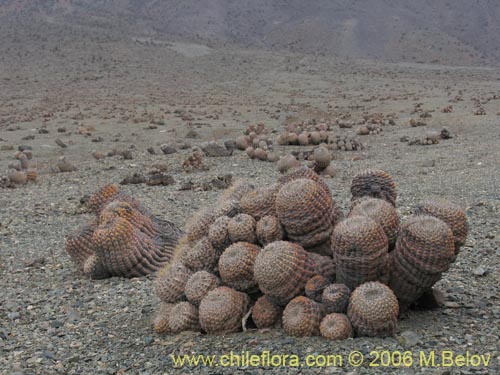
8,312 -> 20,320
398,331 -> 420,346
473,266 -> 488,276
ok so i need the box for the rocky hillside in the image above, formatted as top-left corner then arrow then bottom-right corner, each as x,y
1,0 -> 499,65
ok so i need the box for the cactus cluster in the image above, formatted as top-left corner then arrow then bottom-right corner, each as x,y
152,167 -> 467,340
65,184 -> 183,279
2,150 -> 38,187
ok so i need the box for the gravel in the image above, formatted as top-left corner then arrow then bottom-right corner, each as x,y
1,48 -> 500,374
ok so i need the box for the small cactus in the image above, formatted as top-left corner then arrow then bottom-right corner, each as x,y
256,215 -> 285,246
199,286 -> 250,334
254,241 -> 315,305
252,295 -> 282,329
351,169 -> 397,207
218,242 -> 260,292
322,283 -> 351,314
347,281 -> 399,338
184,271 -> 221,306
282,296 -> 323,337
320,313 -> 353,340
331,215 -> 389,289
227,213 -> 257,244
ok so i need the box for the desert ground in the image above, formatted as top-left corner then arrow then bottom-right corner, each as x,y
1,37 -> 499,375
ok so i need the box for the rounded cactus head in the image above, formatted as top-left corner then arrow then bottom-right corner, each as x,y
180,237 -> 218,273
254,241 -> 315,304
320,313 -> 353,340
414,199 -> 468,255
351,169 -> 397,207
185,208 -> 219,243
278,167 -> 330,196
276,178 -> 336,248
153,303 -> 174,334
331,215 -> 389,290
199,286 -> 250,334
251,295 -> 282,329
185,271 -> 221,306
282,296 -> 323,337
239,183 -> 279,220
308,252 -> 336,281
305,275 -> 330,302
218,242 -> 260,292
350,197 -> 400,248
389,215 -> 455,306
155,262 -> 193,303
256,215 -> 285,246
168,302 -> 200,333
395,215 -> 455,274
227,213 -> 257,244
347,281 -> 399,338
322,283 -> 351,314
313,146 -> 331,170
87,184 -> 142,214
208,216 -> 231,251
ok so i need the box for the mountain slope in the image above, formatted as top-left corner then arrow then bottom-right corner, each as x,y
0,0 -> 499,64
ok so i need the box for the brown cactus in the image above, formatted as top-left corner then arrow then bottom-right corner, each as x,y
322,283 -> 351,314
347,281 -> 399,337
256,215 -> 285,246
276,178 -> 337,248
92,209 -> 176,277
414,199 -> 468,256
168,302 -> 200,333
227,213 -> 257,244
282,296 -> 323,337
83,254 -> 111,280
308,252 -> 336,281
86,184 -> 144,214
389,215 -> 455,306
180,237 -> 218,272
254,241 -> 315,305
331,215 -> 389,289
278,166 -> 330,196
239,184 -> 279,220
305,275 -> 330,302
26,169 -> 38,182
199,286 -> 250,334
351,169 -> 397,207
251,295 -> 282,329
185,208 -> 219,243
350,198 -> 400,248
153,303 -> 174,334
218,242 -> 260,292
320,313 -> 353,340
208,216 -> 231,252
65,220 -> 98,271
155,262 -> 193,303
184,271 -> 221,306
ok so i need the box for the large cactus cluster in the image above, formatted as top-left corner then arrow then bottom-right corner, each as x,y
65,184 -> 183,279
153,167 -> 468,340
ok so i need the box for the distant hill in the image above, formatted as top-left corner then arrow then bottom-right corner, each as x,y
1,0 -> 499,65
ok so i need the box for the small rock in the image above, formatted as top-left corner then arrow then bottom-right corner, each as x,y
50,320 -> 63,328
160,144 -> 177,155
473,266 -> 487,277
55,138 -> 67,148
8,312 -> 20,320
398,331 -> 420,346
